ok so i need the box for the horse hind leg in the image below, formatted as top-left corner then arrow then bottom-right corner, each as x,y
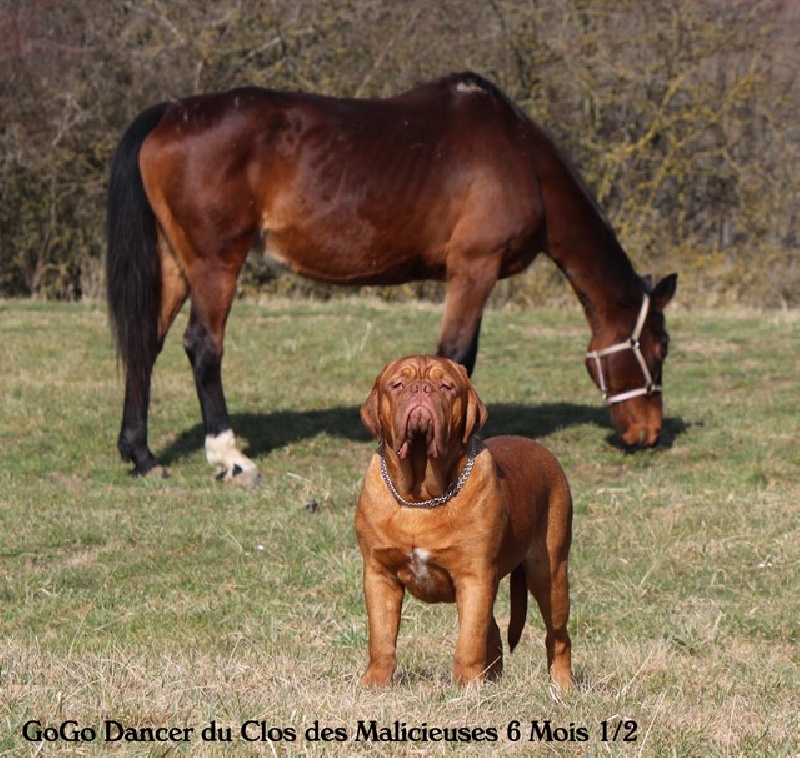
182,263 -> 260,485
118,238 -> 189,477
157,238 -> 190,347
118,368 -> 158,476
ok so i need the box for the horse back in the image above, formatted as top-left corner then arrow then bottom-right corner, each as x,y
139,73 -> 544,283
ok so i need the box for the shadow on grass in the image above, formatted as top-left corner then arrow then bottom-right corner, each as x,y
158,402 -> 689,465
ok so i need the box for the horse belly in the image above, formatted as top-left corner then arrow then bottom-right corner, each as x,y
255,122 -> 534,283
259,208 -> 444,285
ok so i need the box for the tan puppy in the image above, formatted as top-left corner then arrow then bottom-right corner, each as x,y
355,355 -> 573,689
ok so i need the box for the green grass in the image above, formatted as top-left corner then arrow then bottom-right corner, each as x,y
0,298 -> 798,756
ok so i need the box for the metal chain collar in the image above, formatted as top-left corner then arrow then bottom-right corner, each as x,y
379,436 -> 478,508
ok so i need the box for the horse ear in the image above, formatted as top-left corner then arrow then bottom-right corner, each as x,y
360,386 -> 383,442
652,273 -> 678,311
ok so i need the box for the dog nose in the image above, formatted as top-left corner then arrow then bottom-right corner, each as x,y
410,381 -> 432,395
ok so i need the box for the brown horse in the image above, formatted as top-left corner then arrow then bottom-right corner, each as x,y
107,72 -> 676,480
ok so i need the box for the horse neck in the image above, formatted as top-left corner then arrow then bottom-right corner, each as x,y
533,130 -> 644,338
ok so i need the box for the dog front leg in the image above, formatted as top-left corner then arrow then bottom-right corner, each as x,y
453,573 -> 497,684
361,563 -> 404,687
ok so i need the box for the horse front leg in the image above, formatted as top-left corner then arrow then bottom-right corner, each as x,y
183,271 -> 261,486
437,261 -> 498,376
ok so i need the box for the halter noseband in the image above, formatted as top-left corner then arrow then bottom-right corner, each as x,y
586,293 -> 661,406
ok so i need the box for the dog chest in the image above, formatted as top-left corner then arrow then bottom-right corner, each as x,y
372,545 -> 456,603
403,547 -> 456,602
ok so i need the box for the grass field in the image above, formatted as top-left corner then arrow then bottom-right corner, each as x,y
1,297 -> 798,756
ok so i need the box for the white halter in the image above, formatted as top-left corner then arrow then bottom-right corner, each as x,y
586,293 -> 660,406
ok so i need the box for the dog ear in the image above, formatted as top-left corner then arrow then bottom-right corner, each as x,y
459,366 -> 488,442
360,385 -> 383,442
464,385 -> 488,443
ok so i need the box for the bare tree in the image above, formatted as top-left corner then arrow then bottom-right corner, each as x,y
0,0 -> 797,304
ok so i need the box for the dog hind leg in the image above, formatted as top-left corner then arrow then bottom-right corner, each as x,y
485,616 -> 503,679
526,552 -> 572,691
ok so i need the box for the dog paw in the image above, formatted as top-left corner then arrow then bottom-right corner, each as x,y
452,662 -> 489,685
360,667 -> 394,687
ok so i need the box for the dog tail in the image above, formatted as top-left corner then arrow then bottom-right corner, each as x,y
508,564 -> 527,651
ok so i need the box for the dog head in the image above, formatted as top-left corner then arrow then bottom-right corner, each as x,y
361,355 -> 487,459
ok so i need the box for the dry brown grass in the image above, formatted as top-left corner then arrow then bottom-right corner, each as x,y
1,299 -> 798,755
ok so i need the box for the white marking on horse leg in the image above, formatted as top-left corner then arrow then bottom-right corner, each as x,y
205,430 -> 257,480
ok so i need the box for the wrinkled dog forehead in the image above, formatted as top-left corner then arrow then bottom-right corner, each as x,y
382,356 -> 462,385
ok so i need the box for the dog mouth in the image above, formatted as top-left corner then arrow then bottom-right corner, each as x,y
396,402 -> 440,459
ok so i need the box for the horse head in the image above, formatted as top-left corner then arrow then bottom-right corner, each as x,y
585,273 -> 677,447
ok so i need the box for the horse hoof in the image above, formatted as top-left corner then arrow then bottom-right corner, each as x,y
131,463 -> 168,478
232,468 -> 263,489
215,466 -> 263,488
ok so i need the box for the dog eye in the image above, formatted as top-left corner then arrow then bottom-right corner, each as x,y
439,381 -> 455,391
388,380 -> 405,391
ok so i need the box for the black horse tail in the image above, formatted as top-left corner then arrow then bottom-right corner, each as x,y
508,564 -> 528,652
106,102 -> 169,403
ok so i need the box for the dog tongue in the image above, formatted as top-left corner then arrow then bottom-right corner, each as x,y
397,441 -> 410,459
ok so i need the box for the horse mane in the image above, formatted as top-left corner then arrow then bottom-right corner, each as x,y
528,118 -> 641,302
548,135 -> 625,251
443,72 -> 635,281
